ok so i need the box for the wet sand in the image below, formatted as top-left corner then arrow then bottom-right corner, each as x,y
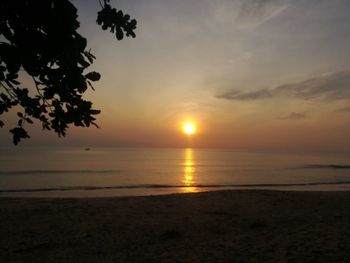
1,190 -> 350,262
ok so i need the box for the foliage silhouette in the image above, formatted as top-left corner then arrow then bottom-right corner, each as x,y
0,0 -> 136,144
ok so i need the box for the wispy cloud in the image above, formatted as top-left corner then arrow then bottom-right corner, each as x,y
213,0 -> 290,28
216,70 -> 350,101
279,112 -> 307,120
336,106 -> 350,112
216,89 -> 271,100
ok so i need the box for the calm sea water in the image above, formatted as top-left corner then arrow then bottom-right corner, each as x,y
1,147 -> 350,197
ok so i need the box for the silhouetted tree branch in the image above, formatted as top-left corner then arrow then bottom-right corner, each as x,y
0,0 -> 137,144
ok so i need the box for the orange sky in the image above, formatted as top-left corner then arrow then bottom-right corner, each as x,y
1,0 -> 350,151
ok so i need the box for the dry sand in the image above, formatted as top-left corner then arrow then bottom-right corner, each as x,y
1,190 -> 350,262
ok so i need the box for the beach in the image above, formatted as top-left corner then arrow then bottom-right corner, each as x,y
1,190 -> 350,262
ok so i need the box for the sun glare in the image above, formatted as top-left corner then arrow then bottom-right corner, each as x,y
183,123 -> 196,135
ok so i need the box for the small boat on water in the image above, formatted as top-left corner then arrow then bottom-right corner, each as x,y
84,147 -> 91,151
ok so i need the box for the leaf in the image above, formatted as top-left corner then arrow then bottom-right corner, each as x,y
116,28 -> 124,40
9,79 -> 20,85
0,94 -> 8,101
1,0 -> 136,145
87,80 -> 95,91
9,127 -> 30,145
85,72 -> 101,82
26,118 -> 33,124
4,79 -> 13,88
90,109 -> 101,115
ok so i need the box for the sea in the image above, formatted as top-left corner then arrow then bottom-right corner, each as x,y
1,147 -> 350,197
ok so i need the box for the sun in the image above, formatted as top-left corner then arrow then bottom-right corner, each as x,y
183,123 -> 196,135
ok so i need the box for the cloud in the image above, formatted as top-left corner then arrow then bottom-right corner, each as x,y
279,112 -> 307,120
216,69 -> 350,101
216,89 -> 272,100
336,106 -> 350,112
213,0 -> 290,28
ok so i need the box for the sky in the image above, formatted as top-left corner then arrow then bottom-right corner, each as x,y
2,0 -> 350,150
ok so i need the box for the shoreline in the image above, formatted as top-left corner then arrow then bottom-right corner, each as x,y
2,182 -> 350,198
2,189 -> 350,262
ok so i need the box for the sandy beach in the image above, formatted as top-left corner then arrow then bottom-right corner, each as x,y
1,190 -> 350,262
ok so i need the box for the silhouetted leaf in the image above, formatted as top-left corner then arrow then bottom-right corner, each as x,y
116,28 -> 124,40
90,109 -> 101,115
96,2 -> 137,41
0,0 -> 136,144
9,127 -> 30,145
26,118 -> 33,124
9,79 -> 20,85
0,94 -> 8,101
85,72 -> 101,82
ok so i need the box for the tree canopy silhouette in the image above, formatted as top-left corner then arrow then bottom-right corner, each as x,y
0,0 -> 137,144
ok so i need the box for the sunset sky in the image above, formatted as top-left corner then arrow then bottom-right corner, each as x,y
2,0 -> 350,150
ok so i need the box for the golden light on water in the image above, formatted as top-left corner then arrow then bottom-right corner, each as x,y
182,123 -> 196,135
182,148 -> 197,193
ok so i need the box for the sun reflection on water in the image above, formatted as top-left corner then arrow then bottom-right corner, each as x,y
182,148 -> 198,193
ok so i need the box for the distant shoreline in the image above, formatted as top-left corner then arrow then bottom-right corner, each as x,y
2,181 -> 350,198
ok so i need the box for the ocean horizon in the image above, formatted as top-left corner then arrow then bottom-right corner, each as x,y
1,147 -> 350,197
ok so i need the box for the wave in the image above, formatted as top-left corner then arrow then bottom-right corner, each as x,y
0,170 -> 118,175
2,181 -> 350,193
303,164 -> 350,169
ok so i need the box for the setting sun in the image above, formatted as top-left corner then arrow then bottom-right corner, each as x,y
183,123 -> 196,135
